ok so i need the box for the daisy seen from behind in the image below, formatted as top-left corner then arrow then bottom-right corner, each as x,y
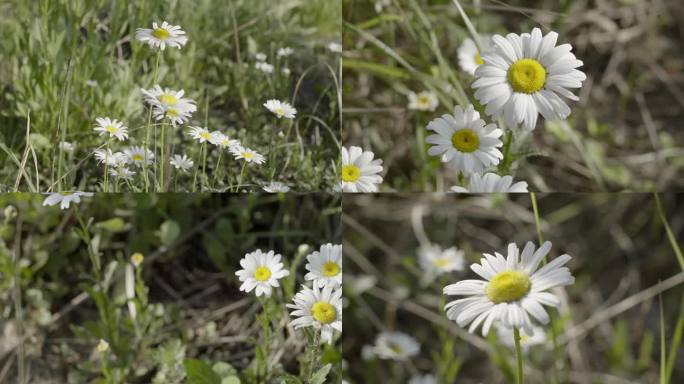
451,172 -> 528,193
458,35 -> 491,76
135,21 -> 188,51
495,323 -> 546,351
340,146 -> 383,193
305,243 -> 342,288
408,91 -> 439,112
94,117 -> 129,141
426,104 -> 503,174
43,192 -> 94,210
264,99 -> 297,119
287,283 -> 342,344
443,241 -> 574,336
235,249 -> 290,297
170,154 -> 193,172
472,27 -> 586,130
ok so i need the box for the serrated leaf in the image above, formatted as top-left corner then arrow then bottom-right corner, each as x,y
184,359 -> 221,384
310,363 -> 332,384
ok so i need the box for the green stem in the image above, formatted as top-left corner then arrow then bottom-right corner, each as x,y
653,192 -> 684,271
143,51 -> 161,192
103,143 -> 109,193
160,122 -> 166,192
307,331 -> 321,381
192,143 -> 205,192
513,328 -> 524,384
236,162 -> 247,192
499,130 -> 514,174
530,192 -> 544,247
202,142 -> 208,190
74,210 -> 100,280
213,151 -> 222,188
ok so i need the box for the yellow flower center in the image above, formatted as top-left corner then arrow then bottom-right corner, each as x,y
159,93 -> 178,105
200,132 -> 212,140
322,261 -> 340,277
341,165 -> 361,182
105,125 -> 118,133
131,252 -> 144,267
254,266 -> 272,281
132,154 -> 144,161
520,334 -> 530,343
485,270 -> 531,303
417,94 -> 430,106
388,343 -> 403,354
166,108 -> 179,117
243,152 -> 254,159
474,52 -> 484,66
311,301 -> 337,324
451,129 -> 480,153
508,58 -> 546,94
432,258 -> 450,268
152,28 -> 170,40
275,107 -> 286,116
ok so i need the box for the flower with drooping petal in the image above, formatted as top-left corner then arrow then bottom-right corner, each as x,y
262,181 -> 291,193
472,28 -> 586,130
135,21 -> 188,51
235,249 -> 290,297
426,104 -> 503,174
458,36 -> 491,76
495,323 -> 546,351
209,132 -> 239,149
408,91 -> 439,112
43,192 -> 93,210
340,146 -> 383,193
451,172 -> 528,193
153,104 -> 193,127
287,283 -> 342,344
141,85 -> 197,114
305,244 -> 342,288
443,241 -> 574,336
109,167 -> 136,180
94,149 -> 128,167
94,117 -> 129,141
187,126 -> 214,144
264,99 -> 297,119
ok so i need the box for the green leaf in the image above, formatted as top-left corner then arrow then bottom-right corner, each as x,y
212,362 -> 237,377
310,363 -> 332,384
96,217 -> 126,232
184,359 -> 221,384
158,220 -> 181,246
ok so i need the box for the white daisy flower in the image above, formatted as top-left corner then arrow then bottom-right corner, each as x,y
141,85 -> 197,113
263,99 -> 297,119
277,47 -> 294,58
169,154 -> 194,172
282,68 -> 291,76
451,172 -> 528,193
94,117 -> 129,141
443,241 -> 574,336
124,146 -> 154,168
230,145 -> 265,165
187,126 -> 214,143
426,104 -> 503,174
94,149 -> 128,167
235,249 -> 290,297
372,332 -> 420,361
375,0 -> 392,13
42,192 -> 93,210
340,146 -> 383,193
153,104 -> 193,127
209,132 -> 239,149
409,375 -> 437,384
418,244 -> 465,276
135,21 -> 188,51
255,62 -> 274,73
408,91 -> 439,112
255,52 -> 267,61
109,167 -> 136,180
59,141 -> 75,152
287,283 -> 342,344
495,323 -> 546,351
96,339 -> 110,353
328,42 -> 342,53
458,36 -> 491,76
472,28 -> 586,130
262,181 -> 291,193
305,244 -> 342,288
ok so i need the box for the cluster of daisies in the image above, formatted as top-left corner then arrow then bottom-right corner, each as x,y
344,27 -> 586,193
235,244 -> 342,344
360,240 -> 574,378
79,20 -> 301,192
